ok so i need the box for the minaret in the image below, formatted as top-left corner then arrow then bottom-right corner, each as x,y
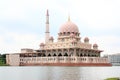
45,9 -> 50,43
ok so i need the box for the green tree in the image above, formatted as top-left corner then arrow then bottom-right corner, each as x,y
0,54 -> 6,65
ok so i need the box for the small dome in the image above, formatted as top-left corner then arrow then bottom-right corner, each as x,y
49,36 -> 54,40
84,37 -> 89,41
93,44 -> 98,47
59,21 -> 79,34
40,43 -> 45,46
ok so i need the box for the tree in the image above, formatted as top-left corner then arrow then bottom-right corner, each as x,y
0,54 -> 6,64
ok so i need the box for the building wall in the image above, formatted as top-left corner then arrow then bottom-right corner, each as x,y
43,41 -> 92,50
108,54 -> 120,66
21,48 -> 33,53
36,48 -> 100,57
6,52 -> 109,66
6,54 -> 20,66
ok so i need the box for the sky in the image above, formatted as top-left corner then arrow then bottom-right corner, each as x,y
0,0 -> 120,55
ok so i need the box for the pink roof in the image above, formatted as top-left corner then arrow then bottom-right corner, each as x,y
59,21 -> 79,33
49,36 -> 54,40
84,37 -> 89,41
93,44 -> 98,47
40,43 -> 45,46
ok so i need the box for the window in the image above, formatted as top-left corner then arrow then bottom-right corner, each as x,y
62,38 -> 64,42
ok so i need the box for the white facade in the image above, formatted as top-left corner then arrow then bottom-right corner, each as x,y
107,53 -> 120,66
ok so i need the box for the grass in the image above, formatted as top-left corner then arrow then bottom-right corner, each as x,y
104,77 -> 120,80
0,64 -> 9,66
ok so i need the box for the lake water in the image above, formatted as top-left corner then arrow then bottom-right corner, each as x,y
0,66 -> 120,80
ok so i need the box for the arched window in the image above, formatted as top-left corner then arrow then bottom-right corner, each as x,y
80,54 -> 83,57
53,53 -> 57,56
38,53 -> 42,57
88,54 -> 90,57
64,53 -> 68,56
84,54 -> 87,57
48,54 -> 51,57
76,53 -> 79,56
58,53 -> 62,56
42,53 -> 46,57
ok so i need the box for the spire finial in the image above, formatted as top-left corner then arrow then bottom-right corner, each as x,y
46,9 -> 49,16
68,15 -> 70,21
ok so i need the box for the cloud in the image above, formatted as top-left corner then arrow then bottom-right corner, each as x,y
58,0 -> 120,30
0,0 -> 120,55
0,31 -> 45,53
89,35 -> 120,55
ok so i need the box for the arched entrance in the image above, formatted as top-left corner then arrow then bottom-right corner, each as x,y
64,53 -> 68,56
58,53 -> 62,56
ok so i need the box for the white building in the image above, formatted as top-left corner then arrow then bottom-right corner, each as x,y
107,53 -> 120,66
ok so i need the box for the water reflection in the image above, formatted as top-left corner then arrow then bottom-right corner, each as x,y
51,67 -> 80,80
0,66 -> 120,80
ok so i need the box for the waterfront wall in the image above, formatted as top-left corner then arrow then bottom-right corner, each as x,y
19,57 -> 109,65
6,54 -> 110,66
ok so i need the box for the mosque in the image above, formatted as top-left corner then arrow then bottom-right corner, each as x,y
6,10 -> 111,66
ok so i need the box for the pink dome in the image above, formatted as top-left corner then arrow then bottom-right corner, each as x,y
59,21 -> 79,33
40,43 -> 45,46
84,37 -> 89,41
93,44 -> 98,47
49,36 -> 54,40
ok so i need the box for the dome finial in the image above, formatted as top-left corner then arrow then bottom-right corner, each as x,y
68,15 -> 70,21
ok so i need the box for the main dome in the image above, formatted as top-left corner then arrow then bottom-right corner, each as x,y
59,21 -> 79,33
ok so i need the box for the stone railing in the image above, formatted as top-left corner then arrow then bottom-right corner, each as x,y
20,57 -> 109,64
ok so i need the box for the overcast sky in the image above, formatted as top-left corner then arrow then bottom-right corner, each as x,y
0,0 -> 120,55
